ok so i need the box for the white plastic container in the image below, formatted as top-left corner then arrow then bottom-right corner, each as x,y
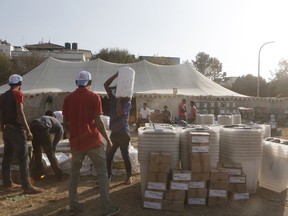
115,66 -> 135,98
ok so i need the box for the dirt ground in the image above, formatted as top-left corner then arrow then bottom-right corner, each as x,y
1,127 -> 288,216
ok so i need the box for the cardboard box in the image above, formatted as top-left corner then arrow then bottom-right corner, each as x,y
149,163 -> 170,173
229,174 -> 246,184
190,163 -> 211,172
190,153 -> 210,163
209,189 -> 228,198
144,189 -> 164,200
164,190 -> 185,201
143,198 -> 162,210
191,172 -> 210,181
229,183 -> 247,193
169,181 -> 189,191
188,181 -> 206,189
189,143 -> 209,153
210,169 -> 229,181
171,170 -> 191,181
148,172 -> 168,183
150,152 -> 171,164
232,192 -> 250,200
225,168 -> 242,176
187,188 -> 208,198
162,200 -> 184,211
208,197 -> 228,206
187,198 -> 206,205
189,132 -> 210,144
218,161 -> 242,175
209,181 -> 229,190
147,182 -> 167,191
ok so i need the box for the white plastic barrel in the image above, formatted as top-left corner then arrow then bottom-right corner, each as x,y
115,66 -> 135,98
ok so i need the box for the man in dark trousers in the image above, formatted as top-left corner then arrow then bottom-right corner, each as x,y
104,72 -> 133,185
0,74 -> 42,194
30,110 -> 65,181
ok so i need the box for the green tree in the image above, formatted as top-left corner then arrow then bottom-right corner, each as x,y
92,48 -> 138,63
192,52 -> 224,82
140,55 -> 176,65
0,53 -> 14,85
268,59 -> 288,97
231,74 -> 268,97
11,51 -> 46,75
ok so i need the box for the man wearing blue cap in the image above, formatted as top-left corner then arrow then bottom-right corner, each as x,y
0,74 -> 42,194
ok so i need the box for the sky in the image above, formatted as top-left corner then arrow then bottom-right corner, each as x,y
1,0 -> 288,81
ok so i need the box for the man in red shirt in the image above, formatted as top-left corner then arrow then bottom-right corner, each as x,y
178,98 -> 187,122
63,71 -> 120,216
189,100 -> 197,123
0,74 -> 42,194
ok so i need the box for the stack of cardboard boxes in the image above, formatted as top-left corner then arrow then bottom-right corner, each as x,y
218,161 -> 249,201
208,168 -> 229,206
187,132 -> 211,205
143,152 -> 187,212
167,169 -> 190,211
142,132 -> 250,212
143,152 -> 170,210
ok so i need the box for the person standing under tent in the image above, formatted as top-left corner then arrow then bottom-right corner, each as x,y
162,105 -> 172,124
178,98 -> 187,122
136,103 -> 150,130
189,100 -> 197,124
63,71 -> 120,216
0,74 -> 42,194
104,72 -> 133,185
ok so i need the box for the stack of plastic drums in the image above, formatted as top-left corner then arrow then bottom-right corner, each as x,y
219,125 -> 264,192
195,114 -> 215,125
217,115 -> 233,126
259,138 -> 288,192
138,125 -> 180,196
232,114 -> 241,124
180,125 -> 220,170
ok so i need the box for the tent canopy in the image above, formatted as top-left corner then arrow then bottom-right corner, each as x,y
0,57 -> 246,97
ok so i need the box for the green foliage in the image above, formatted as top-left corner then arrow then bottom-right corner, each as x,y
143,56 -> 177,65
269,59 -> 288,97
192,52 -> 224,82
12,51 -> 46,75
231,74 -> 268,97
0,53 -> 14,85
92,48 -> 138,63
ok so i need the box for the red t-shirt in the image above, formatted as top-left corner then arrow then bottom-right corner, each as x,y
178,102 -> 187,117
190,105 -> 197,121
13,89 -> 24,104
0,89 -> 24,128
62,88 -> 103,152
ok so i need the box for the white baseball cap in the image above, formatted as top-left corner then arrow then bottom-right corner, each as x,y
9,74 -> 23,85
76,71 -> 91,86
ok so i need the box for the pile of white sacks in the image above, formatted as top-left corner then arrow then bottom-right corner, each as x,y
44,139 -> 140,176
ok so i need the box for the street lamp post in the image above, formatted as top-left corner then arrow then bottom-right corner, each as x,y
257,41 -> 275,97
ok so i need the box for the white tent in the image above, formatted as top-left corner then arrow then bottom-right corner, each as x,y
0,57 -> 247,97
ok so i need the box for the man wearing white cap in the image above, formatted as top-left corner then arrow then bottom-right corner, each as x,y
62,71 -> 120,216
0,74 -> 42,194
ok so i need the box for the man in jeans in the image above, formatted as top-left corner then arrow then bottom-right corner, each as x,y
63,71 -> 120,216
0,74 -> 42,194
30,110 -> 65,181
104,72 -> 133,185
